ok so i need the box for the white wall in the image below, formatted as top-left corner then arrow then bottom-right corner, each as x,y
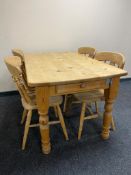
0,0 -> 131,92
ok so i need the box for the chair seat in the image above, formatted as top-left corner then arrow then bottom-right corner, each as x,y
74,89 -> 104,103
22,95 -> 63,110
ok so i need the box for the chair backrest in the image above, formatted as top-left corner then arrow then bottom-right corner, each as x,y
78,47 -> 96,58
95,52 -> 125,69
12,49 -> 24,63
5,56 -> 33,104
12,49 -> 35,93
12,49 -> 27,79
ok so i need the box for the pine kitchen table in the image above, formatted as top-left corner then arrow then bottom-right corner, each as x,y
24,52 -> 127,154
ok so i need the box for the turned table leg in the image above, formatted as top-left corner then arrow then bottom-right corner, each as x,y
36,86 -> 51,154
101,77 -> 120,140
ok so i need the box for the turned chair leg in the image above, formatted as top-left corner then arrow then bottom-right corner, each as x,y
21,108 -> 28,124
56,105 -> 69,140
111,117 -> 116,131
22,110 -> 32,150
78,102 -> 86,140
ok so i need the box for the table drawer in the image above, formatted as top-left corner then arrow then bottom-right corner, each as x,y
56,79 -> 108,95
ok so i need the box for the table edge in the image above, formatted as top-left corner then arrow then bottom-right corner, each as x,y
27,72 -> 128,87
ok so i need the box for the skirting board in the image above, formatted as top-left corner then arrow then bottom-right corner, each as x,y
0,78 -> 131,97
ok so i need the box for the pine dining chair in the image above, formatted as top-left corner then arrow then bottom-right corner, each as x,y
5,56 -> 69,150
73,52 -> 125,139
12,49 -> 62,118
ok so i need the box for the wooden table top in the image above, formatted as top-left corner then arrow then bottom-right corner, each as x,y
24,52 -> 127,87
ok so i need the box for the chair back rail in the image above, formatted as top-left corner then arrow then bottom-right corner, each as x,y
95,52 -> 125,69
78,47 -> 96,58
12,49 -> 27,80
12,49 -> 25,63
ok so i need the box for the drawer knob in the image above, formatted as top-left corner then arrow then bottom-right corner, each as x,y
80,83 -> 86,88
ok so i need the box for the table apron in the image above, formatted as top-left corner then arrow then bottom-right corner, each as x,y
49,79 -> 110,96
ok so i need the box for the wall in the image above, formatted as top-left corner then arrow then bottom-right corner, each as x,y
0,0 -> 131,92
